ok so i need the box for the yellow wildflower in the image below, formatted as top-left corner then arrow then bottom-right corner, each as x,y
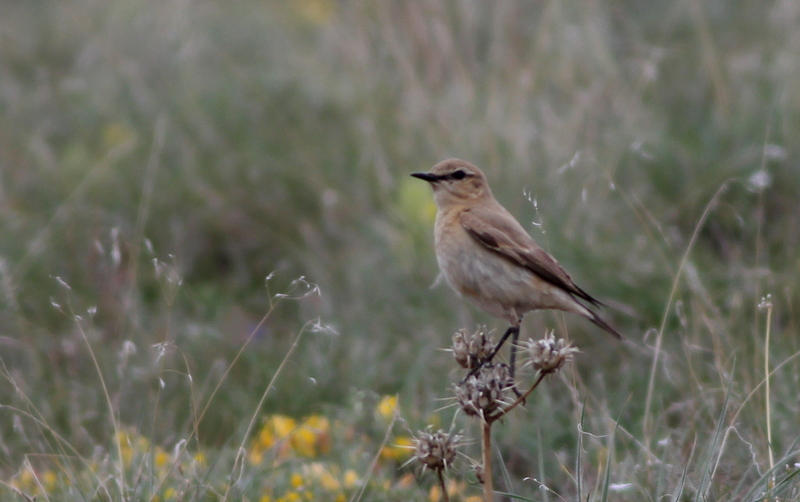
272,415 -> 298,438
303,415 -> 330,454
376,395 -> 398,421
380,435 -> 414,462
343,469 -> 360,489
429,484 -> 442,502
251,415 -> 298,462
305,462 -> 340,492
155,448 -> 170,469
291,425 -> 318,457
249,448 -> 264,465
14,467 -> 35,491
290,472 -> 304,489
395,472 -> 414,488
42,470 -> 58,491
429,480 -> 470,501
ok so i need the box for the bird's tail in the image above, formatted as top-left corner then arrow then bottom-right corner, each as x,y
588,310 -> 623,340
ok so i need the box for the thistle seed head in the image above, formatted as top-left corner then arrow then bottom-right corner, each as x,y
452,327 -> 494,370
413,428 -> 460,472
522,331 -> 578,374
455,363 -> 515,418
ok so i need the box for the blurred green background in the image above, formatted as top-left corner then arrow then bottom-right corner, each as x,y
1,0 -> 799,499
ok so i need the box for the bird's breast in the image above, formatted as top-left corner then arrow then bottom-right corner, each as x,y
434,219 -> 523,313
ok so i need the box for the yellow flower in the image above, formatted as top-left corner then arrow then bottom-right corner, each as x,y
303,415 -> 330,454
194,451 -> 207,466
250,414 -> 334,464
256,425 -> 276,451
291,425 -> 318,458
272,415 -> 298,438
42,470 -> 58,491
155,448 -> 170,469
305,462 -> 340,492
343,469 -> 360,489
163,487 -> 177,500
290,415 -> 330,457
376,395 -> 399,421
249,448 -> 264,465
116,430 -> 130,444
395,472 -> 414,488
290,472 -> 304,489
251,415 -> 298,462
135,434 -> 150,452
117,430 -> 134,467
429,480 -> 471,501
380,435 -> 414,462
15,467 -> 35,491
446,480 -> 466,496
259,496 -> 272,502
429,484 -> 442,502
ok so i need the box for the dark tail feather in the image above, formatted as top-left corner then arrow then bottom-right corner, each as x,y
575,285 -> 605,308
588,311 -> 623,340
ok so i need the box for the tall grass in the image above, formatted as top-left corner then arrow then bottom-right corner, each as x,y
1,0 -> 799,499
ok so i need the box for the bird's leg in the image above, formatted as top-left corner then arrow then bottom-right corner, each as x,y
508,327 -> 521,379
507,327 -> 523,398
462,325 -> 520,382
485,325 -> 519,367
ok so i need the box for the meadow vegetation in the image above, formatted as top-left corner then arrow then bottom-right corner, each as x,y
1,0 -> 799,500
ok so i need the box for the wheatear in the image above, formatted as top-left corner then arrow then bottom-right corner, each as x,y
412,158 -> 621,374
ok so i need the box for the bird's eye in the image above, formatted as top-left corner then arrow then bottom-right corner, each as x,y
451,170 -> 467,180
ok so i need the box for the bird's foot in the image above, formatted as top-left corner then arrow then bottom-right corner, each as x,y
460,358 -> 489,384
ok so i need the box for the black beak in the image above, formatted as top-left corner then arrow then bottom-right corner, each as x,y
411,172 -> 440,183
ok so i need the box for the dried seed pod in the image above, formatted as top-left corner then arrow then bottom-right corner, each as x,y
413,428 -> 460,472
455,363 -> 514,419
452,327 -> 494,370
522,331 -> 579,374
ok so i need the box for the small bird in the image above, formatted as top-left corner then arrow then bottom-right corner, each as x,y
412,159 -> 621,374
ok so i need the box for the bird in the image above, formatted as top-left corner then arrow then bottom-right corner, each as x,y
411,158 -> 621,376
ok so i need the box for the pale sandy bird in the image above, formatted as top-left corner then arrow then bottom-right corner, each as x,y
412,158 -> 621,373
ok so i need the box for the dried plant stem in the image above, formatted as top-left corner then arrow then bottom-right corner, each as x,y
643,181 -> 730,446
481,419 -> 493,502
437,468 -> 451,502
496,372 -> 547,419
454,330 -> 577,501
477,372 -> 546,502
763,299 -> 775,495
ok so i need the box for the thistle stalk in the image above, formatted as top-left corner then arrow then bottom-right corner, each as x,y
481,420 -> 493,502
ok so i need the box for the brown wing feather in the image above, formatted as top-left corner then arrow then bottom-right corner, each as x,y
460,206 -> 602,306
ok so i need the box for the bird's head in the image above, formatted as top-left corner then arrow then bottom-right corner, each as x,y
411,159 -> 492,208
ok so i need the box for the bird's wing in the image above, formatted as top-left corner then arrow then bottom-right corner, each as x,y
460,205 -> 602,306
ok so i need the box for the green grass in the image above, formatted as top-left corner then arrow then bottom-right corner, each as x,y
1,0 -> 799,500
